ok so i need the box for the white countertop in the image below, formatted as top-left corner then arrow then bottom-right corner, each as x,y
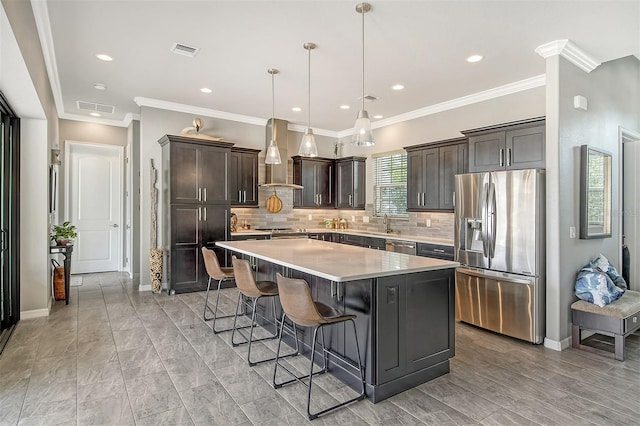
231,228 -> 453,246
216,239 -> 459,282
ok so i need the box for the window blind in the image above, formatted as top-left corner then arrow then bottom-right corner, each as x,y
373,152 -> 407,217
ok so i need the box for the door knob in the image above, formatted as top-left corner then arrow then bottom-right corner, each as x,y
111,224 -> 119,228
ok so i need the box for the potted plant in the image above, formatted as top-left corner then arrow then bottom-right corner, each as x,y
50,221 -> 77,246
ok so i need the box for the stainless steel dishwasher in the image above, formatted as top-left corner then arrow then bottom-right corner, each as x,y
385,240 -> 417,255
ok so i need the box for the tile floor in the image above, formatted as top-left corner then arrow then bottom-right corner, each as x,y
1,272 -> 640,425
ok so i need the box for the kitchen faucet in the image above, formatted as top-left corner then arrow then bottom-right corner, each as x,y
383,214 -> 392,234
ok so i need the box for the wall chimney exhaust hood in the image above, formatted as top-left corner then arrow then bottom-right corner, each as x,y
261,118 -> 303,189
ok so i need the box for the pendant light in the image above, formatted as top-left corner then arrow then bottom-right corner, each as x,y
353,2 -> 375,147
298,42 -> 318,157
265,68 -> 282,164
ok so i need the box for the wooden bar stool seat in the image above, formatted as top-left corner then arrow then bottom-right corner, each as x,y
273,273 -> 365,420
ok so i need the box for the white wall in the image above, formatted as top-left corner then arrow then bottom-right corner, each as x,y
1,0 -> 59,316
545,55 -> 640,348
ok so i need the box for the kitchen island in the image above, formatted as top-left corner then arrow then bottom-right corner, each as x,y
216,238 -> 459,402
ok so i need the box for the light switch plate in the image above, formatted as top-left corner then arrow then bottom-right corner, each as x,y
363,216 -> 369,223
308,214 -> 313,220
569,226 -> 576,239
426,219 -> 431,227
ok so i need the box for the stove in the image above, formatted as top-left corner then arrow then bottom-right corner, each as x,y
255,227 -> 309,239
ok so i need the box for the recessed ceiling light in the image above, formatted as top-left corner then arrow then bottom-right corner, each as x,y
90,112 -> 101,117
95,54 -> 113,62
292,107 -> 302,112
391,84 -> 404,91
93,83 -> 107,90
340,105 -> 350,110
466,54 -> 483,63
200,88 -> 212,94
373,114 -> 383,119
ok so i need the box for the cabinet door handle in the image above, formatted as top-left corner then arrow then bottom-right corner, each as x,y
203,187 -> 207,202
422,192 -> 426,207
238,190 -> 242,203
319,194 -> 322,205
198,187 -> 202,202
433,248 -> 445,253
198,207 -> 202,221
244,190 -> 247,203
417,192 -> 421,206
349,194 -> 352,206
507,148 -> 512,167
204,207 -> 207,221
337,282 -> 343,301
453,192 -> 455,207
331,282 -> 337,298
499,148 -> 504,167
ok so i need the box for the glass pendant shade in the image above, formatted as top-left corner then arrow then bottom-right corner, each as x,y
265,138 -> 282,164
299,42 -> 319,157
352,3 -> 375,147
265,69 -> 282,165
353,109 -> 374,146
299,128 -> 318,157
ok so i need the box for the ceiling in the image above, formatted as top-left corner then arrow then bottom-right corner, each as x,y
37,1 -> 639,134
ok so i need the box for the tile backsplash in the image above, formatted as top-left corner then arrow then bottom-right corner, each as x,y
232,187 -> 454,240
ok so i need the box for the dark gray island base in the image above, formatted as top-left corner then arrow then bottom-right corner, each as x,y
217,239 -> 456,403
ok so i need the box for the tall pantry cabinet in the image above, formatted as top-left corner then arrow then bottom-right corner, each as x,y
158,135 -> 233,294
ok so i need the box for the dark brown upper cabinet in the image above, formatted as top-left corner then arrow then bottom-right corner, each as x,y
463,117 -> 545,172
292,156 -> 334,208
405,137 -> 468,212
229,147 -> 260,207
336,156 -> 366,210
159,134 -> 232,205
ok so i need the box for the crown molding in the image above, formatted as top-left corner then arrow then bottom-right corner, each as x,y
336,74 -> 546,138
134,97 -> 339,137
535,39 -> 601,73
59,111 -> 139,128
31,0 -> 65,116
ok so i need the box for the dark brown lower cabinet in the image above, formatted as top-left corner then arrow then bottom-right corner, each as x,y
167,204 -> 229,293
235,253 -> 455,403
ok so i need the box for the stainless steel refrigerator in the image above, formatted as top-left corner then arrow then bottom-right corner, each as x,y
454,169 -> 545,344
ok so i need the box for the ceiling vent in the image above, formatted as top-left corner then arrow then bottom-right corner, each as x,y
76,101 -> 115,114
170,42 -> 200,57
359,94 -> 379,102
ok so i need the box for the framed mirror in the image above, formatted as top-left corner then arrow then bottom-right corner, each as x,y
580,145 -> 612,239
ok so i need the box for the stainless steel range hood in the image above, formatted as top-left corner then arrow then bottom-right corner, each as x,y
261,118 -> 303,189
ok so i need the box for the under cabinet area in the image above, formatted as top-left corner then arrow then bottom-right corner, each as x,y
464,117 -> 545,172
229,148 -> 259,207
405,137 -> 467,212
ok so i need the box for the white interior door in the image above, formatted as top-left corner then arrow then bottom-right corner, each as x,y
66,142 -> 123,273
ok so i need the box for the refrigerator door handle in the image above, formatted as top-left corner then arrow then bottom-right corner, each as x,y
488,181 -> 497,259
480,182 -> 490,258
499,148 -> 504,167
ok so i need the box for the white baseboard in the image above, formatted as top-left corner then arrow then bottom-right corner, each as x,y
21,307 -> 50,319
139,284 -> 152,292
544,336 -> 572,351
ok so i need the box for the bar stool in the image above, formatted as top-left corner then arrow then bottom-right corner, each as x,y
201,247 -> 241,334
273,273 -> 365,420
231,256 -> 299,366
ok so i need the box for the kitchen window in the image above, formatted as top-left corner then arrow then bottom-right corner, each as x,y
373,151 -> 407,217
